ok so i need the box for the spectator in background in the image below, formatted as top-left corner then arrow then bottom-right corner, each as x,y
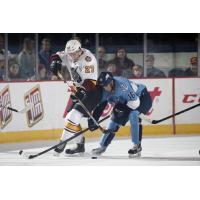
146,55 -> 166,78
8,59 -> 21,80
184,56 -> 198,76
38,63 -> 48,80
106,63 -> 119,76
0,53 -> 5,80
0,34 -> 14,58
0,34 -> 16,80
108,47 -> 135,77
122,64 -> 143,79
18,38 -> 35,79
98,46 -> 107,74
0,34 -> 4,50
39,38 -> 53,73
168,67 -> 185,77
131,64 -> 143,78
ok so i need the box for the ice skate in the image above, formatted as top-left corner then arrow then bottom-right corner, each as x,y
92,146 -> 107,156
65,137 -> 85,156
128,143 -> 142,158
53,141 -> 67,157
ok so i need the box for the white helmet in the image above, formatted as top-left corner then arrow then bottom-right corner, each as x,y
65,40 -> 81,54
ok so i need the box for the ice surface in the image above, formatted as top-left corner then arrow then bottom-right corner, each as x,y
0,136 -> 200,166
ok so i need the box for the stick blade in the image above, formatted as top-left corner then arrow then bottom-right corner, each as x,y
28,155 -> 35,159
19,150 -> 37,159
152,120 -> 158,124
140,114 -> 153,123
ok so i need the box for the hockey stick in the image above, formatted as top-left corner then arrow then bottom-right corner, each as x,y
140,103 -> 200,124
0,103 -> 34,114
19,115 -> 110,159
57,71 -> 108,134
74,97 -> 108,133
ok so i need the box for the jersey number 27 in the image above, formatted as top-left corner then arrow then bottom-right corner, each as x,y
85,65 -> 94,73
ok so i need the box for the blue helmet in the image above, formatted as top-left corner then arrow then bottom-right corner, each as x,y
97,72 -> 113,87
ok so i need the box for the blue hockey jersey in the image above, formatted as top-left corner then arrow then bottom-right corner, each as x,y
101,76 -> 146,107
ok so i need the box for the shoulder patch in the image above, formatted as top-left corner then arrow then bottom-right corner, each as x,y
85,56 -> 92,62
120,83 -> 128,91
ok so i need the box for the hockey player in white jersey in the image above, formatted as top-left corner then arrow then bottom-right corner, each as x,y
50,39 -> 102,155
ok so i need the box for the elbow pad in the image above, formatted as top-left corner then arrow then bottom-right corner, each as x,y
126,98 -> 140,110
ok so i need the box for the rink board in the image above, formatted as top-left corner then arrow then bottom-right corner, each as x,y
0,78 -> 200,143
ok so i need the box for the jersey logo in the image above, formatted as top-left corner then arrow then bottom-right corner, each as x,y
121,83 -> 128,92
85,56 -> 92,62
84,65 -> 94,73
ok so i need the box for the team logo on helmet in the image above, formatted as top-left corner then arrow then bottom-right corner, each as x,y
105,74 -> 110,80
85,56 -> 92,62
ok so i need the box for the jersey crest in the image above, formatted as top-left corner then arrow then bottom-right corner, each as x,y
85,56 -> 92,62
120,83 -> 128,92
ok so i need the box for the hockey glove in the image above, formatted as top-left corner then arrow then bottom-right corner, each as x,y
88,117 -> 99,131
73,87 -> 87,101
112,103 -> 132,125
50,58 -> 62,76
87,101 -> 108,132
113,103 -> 130,117
70,94 -> 78,103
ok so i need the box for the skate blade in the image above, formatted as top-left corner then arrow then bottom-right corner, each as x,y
65,152 -> 85,157
129,152 -> 141,158
92,152 -> 103,156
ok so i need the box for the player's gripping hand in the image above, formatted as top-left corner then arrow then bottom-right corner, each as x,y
88,117 -> 98,131
73,87 -> 87,101
66,81 -> 77,93
111,103 -> 132,125
113,103 -> 129,117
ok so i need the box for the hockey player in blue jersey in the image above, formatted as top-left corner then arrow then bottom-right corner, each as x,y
88,72 -> 152,157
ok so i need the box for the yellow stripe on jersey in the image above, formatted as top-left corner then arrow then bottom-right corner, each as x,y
85,79 -> 97,85
91,80 -> 97,85
64,121 -> 81,133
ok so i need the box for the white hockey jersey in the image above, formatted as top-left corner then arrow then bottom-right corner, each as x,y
56,48 -> 98,86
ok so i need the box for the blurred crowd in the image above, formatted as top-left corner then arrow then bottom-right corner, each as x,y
0,35 -> 54,81
98,47 -> 198,79
0,34 -> 198,82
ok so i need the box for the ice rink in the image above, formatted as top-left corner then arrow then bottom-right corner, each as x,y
0,135 -> 200,166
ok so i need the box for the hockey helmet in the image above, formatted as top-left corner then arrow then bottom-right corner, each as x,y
65,40 -> 81,54
97,72 -> 113,87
